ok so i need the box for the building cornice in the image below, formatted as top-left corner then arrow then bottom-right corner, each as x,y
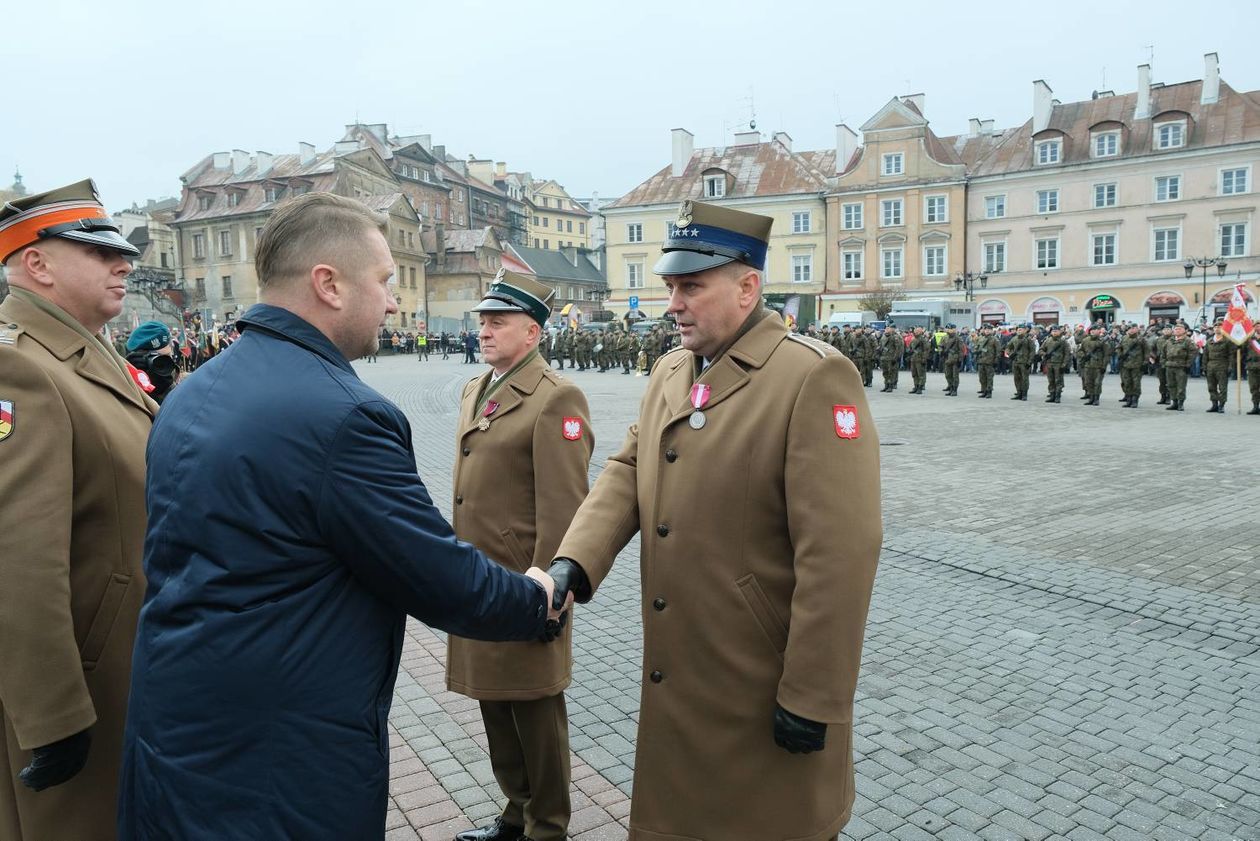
967,139 -> 1260,185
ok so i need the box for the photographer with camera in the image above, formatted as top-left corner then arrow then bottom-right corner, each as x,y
124,321 -> 179,404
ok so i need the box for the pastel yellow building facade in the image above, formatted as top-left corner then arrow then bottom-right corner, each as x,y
527,180 -> 591,251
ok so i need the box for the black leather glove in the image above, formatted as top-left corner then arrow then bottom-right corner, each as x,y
538,558 -> 590,643
19,729 -> 91,791
773,704 -> 826,754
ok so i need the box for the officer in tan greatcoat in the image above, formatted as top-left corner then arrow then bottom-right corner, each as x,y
449,270 -> 593,841
0,179 -> 157,840
546,201 -> 882,841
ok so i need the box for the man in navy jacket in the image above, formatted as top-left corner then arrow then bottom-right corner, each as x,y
118,193 -> 567,840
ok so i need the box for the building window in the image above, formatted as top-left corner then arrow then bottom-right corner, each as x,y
532,215 -> 539,225
1036,189 -> 1059,214
881,199 -> 903,227
983,241 -> 1006,273
542,239 -> 549,249
1035,237 -> 1059,269
227,191 -> 239,206
627,262 -> 644,289
541,197 -> 550,207
409,266 -> 417,288
533,238 -> 540,247
1092,233 -> 1117,266
422,171 -> 431,182
542,217 -> 549,228
1156,122 -> 1185,149
1093,133 -> 1119,158
579,222 -> 586,234
1221,168 -> 1248,195
218,230 -> 233,256
222,276 -> 233,298
1094,183 -> 1117,208
397,229 -> 404,246
192,234 -> 205,259
1155,175 -> 1180,202
882,153 -> 904,176
881,247 -> 903,279
924,195 -> 947,224
1221,223 -> 1247,258
195,277 -> 206,298
1035,139 -> 1062,165
924,245 -> 946,276
792,211 -> 811,233
1153,227 -> 1180,262
984,195 -> 1006,219
264,187 -> 280,202
842,202 -> 863,229
791,254 -> 813,283
842,251 -> 863,280
627,223 -> 643,243
566,220 -> 573,233
704,175 -> 726,198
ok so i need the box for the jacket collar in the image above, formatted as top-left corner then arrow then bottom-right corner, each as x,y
460,352 -> 548,437
663,310 -> 787,421
236,304 -> 355,374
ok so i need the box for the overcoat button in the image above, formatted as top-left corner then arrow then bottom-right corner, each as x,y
656,524 -> 669,537
653,598 -> 666,611
650,670 -> 663,683
665,449 -> 677,462
455,495 -> 464,504
462,447 -> 470,456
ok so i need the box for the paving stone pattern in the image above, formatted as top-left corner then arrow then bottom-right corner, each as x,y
362,354 -> 1259,840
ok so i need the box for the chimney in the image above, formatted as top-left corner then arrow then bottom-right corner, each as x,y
671,128 -> 694,177
435,223 -> 446,270
1135,64 -> 1151,120
231,149 -> 250,175
773,131 -> 792,151
733,130 -> 761,146
255,151 -> 274,174
968,118 -> 982,137
366,123 -> 388,143
299,142 -> 316,165
1032,80 -> 1054,133
560,245 -> 578,266
835,124 -> 859,174
980,119 -> 995,135
334,140 -> 358,155
1202,52 -> 1220,105
495,161 -> 506,177
212,152 -> 230,169
901,93 -> 925,115
433,145 -> 446,161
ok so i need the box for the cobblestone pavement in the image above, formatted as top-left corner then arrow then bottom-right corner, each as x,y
360,353 -> 1260,841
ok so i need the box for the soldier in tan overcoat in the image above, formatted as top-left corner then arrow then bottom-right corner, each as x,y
549,201 -> 883,841
0,180 -> 157,840
449,270 -> 593,841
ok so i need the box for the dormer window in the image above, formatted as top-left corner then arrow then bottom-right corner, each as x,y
882,153 -> 904,176
704,174 -> 726,198
1035,139 -> 1062,165
1093,132 -> 1120,157
1156,121 -> 1185,149
197,194 -> 213,211
226,191 -> 241,208
264,186 -> 282,203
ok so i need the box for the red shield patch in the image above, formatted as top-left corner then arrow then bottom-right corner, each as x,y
833,405 -> 860,439
562,417 -> 583,440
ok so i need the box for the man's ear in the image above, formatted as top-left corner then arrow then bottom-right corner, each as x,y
12,245 -> 55,289
736,267 -> 762,308
309,264 -> 342,310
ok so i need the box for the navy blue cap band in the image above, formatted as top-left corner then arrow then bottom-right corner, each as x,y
664,223 -> 768,271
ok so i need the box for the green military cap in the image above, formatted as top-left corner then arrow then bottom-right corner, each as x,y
654,199 -> 773,276
0,178 -> 139,262
472,268 -> 555,327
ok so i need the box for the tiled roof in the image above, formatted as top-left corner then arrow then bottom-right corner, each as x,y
610,140 -> 829,208
174,150 -> 338,223
508,244 -> 605,283
359,192 -> 407,213
444,228 -> 497,252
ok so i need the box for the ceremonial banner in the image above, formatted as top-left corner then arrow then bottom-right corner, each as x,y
1221,284 -> 1254,345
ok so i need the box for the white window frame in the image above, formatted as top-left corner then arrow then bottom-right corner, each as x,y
1094,183 -> 1117,209
1220,222 -> 1248,258
842,250 -> 864,281
791,254 -> 813,283
792,211 -> 812,234
218,230 -> 233,256
1153,226 -> 1181,262
1091,232 -> 1117,266
626,223 -> 643,243
842,202 -> 863,230
1155,175 -> 1181,203
704,175 -> 726,198
1035,237 -> 1060,270
626,261 -> 645,289
881,246 -> 903,279
984,195 -> 1006,219
1155,121 -> 1186,150
881,198 -> 903,227
882,153 -> 904,176
192,233 -> 205,259
923,244 -> 946,276
924,195 -> 948,224
1220,166 -> 1250,196
1036,189 -> 1060,214
983,240 -> 1007,273
1035,139 -> 1062,165
1093,132 -> 1120,158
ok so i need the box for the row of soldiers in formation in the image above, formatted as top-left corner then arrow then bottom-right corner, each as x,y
541,322 -> 679,374
818,321 -> 1260,413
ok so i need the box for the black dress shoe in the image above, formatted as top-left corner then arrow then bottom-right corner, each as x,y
455,818 -> 526,841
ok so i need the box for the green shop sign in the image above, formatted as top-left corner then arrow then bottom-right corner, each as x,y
1087,294 -> 1119,310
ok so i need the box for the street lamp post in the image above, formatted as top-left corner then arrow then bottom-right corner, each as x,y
954,271 -> 989,302
1183,257 -> 1228,325
587,286 -> 608,319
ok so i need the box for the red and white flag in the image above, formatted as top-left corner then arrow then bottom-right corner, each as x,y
1221,284 -> 1255,346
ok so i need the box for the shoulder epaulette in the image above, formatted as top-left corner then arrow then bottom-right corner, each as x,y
785,333 -> 835,358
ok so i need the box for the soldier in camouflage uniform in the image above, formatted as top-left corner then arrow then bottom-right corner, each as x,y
1163,324 -> 1195,411
908,326 -> 933,394
1080,325 -> 1107,406
879,326 -> 902,392
1074,326 -> 1088,396
972,325 -> 1000,398
1203,323 -> 1235,413
1117,325 -> 1147,408
1004,324 -> 1035,400
939,324 -> 962,396
1246,323 -> 1260,415
1038,325 -> 1069,403
1153,326 -> 1173,403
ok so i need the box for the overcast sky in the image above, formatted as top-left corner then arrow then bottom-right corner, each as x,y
4,0 -> 1258,211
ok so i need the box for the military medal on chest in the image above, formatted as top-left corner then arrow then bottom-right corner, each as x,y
478,400 -> 499,432
689,383 -> 710,429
